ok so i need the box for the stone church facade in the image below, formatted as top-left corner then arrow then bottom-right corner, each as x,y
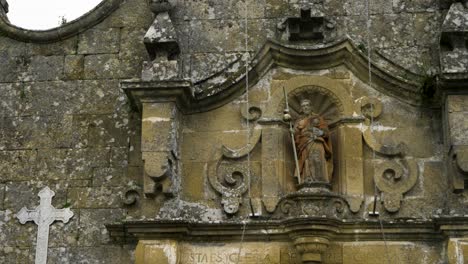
1,0 -> 468,263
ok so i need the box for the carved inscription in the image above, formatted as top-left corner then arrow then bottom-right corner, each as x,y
179,243 -> 300,264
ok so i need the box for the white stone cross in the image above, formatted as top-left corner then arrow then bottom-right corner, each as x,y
16,186 -> 74,264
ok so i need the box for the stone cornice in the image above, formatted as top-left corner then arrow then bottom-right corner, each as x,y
106,217 -> 468,244
0,0 -> 123,43
123,38 -> 428,115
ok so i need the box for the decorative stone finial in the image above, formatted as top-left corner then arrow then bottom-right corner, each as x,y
141,0 -> 181,81
277,7 -> 335,43
440,1 -> 468,75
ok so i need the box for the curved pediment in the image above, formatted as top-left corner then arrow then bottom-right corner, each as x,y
0,0 -> 123,43
124,37 -> 427,114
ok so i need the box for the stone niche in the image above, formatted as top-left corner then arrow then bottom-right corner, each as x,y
112,33 -> 463,263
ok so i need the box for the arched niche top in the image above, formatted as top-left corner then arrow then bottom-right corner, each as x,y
124,38 -> 427,115
0,0 -> 123,43
284,86 -> 344,124
265,75 -> 357,121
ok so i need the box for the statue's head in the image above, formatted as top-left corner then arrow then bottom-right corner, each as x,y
300,99 -> 313,115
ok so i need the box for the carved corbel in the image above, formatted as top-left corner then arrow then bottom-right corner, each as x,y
142,152 -> 176,197
208,130 -> 262,215
361,97 -> 418,213
293,237 -> 330,264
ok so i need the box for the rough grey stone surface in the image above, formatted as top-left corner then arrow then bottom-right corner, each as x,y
0,0 -> 466,262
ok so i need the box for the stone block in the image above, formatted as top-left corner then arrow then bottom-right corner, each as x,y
342,242 -> 442,264
188,20 -> 244,53
68,245 -> 133,264
48,214 -> 80,248
0,150 -> 37,181
265,0 -> 291,18
110,147 -> 129,169
93,166 -> 128,187
393,0 -> 440,13
0,55 -> 25,83
87,114 -> 130,147
181,131 -> 251,162
78,28 -> 121,55
18,81 -> 84,116
448,95 -> 468,113
344,0 -> 392,15
449,112 -> 468,145
36,148 -> 110,181
120,27 -> 148,76
0,184 -> 4,209
0,38 -> 28,57
182,103 -> 243,132
0,83 -> 21,117
414,13 -> 443,48
190,52 -> 241,83
83,54 -> 122,79
22,55 -> 64,82
143,102 -> 176,119
4,182 -> 67,212
136,240 -> 178,264
78,209 -> 125,246
142,60 -> 179,81
0,115 -> 86,150
68,187 -> 123,208
27,36 -> 78,56
79,79 -> 125,115
0,247 -> 32,264
181,162 -> 206,201
141,120 -> 173,152
64,55 -> 84,80
96,0 -> 153,28
215,0 -> 266,19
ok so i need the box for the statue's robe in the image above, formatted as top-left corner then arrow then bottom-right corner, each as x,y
294,114 -> 333,184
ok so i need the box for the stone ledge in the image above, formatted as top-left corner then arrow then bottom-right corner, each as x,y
106,217 -> 468,243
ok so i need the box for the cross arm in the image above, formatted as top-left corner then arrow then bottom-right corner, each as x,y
53,208 -> 74,223
16,207 -> 38,224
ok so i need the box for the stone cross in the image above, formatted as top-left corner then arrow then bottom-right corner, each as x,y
16,186 -> 74,264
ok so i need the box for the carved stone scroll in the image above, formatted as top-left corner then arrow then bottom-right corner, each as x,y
373,159 -> 418,213
208,130 -> 262,214
361,97 -> 418,213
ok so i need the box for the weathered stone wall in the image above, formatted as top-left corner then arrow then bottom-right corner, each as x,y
0,0 -> 463,263
0,0 -> 152,262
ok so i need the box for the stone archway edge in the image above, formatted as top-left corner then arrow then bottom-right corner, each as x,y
0,0 -> 123,43
123,38 -> 427,115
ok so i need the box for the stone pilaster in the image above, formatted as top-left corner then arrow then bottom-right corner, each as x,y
440,1 -> 468,192
141,101 -> 180,197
